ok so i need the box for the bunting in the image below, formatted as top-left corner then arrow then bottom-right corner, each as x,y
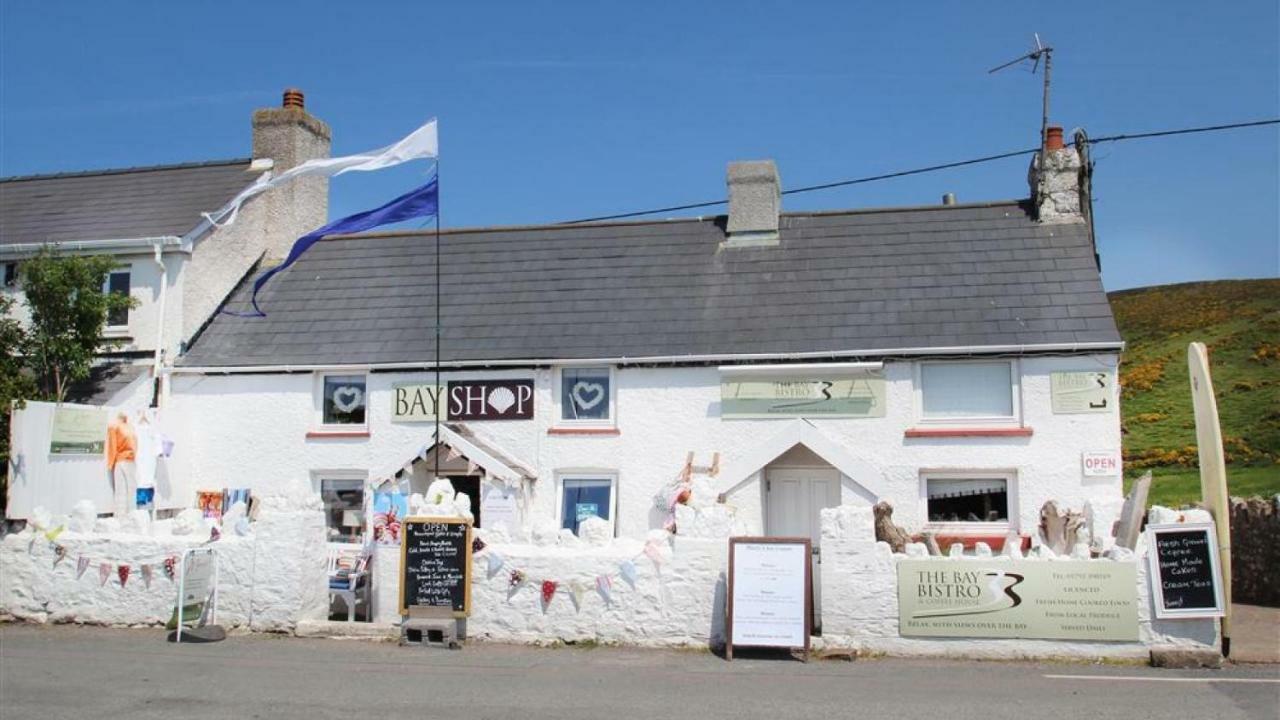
472,539 -> 662,612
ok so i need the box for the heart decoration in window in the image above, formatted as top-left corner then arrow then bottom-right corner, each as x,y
571,381 -> 605,411
331,386 -> 364,413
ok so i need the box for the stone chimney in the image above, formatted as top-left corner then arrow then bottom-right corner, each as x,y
1027,126 -> 1084,223
724,160 -> 781,247
251,88 -> 331,260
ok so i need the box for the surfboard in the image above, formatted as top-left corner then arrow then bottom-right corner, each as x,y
1187,341 -> 1231,653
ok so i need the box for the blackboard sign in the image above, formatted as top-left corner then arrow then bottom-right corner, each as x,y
1146,523 -> 1225,619
399,517 -> 472,617
725,537 -> 812,661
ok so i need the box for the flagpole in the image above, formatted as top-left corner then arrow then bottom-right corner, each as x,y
434,161 -> 442,483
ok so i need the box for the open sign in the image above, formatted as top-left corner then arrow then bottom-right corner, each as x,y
1082,451 -> 1120,477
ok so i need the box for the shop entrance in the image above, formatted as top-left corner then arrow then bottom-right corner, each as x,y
447,475 -> 482,527
765,466 -> 840,633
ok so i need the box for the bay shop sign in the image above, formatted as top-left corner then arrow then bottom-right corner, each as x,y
393,380 -> 535,422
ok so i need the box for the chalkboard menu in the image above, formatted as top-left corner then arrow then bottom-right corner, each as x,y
399,517 -> 472,617
1146,523 -> 1225,619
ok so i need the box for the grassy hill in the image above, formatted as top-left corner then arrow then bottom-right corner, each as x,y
1110,278 -> 1280,507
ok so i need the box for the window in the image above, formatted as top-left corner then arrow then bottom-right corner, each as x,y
104,270 -> 131,328
320,477 -> 365,543
923,472 -> 1013,527
558,474 -> 617,536
322,374 -> 367,426
558,366 -> 613,424
918,361 -> 1017,422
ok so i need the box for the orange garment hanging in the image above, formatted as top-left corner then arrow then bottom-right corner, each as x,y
105,418 -> 137,470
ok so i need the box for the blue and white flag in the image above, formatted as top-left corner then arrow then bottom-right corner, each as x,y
229,176 -> 439,317
204,119 -> 438,228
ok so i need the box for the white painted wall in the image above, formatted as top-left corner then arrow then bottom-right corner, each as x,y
167,354 -> 1122,540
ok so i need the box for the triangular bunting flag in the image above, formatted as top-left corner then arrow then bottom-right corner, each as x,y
53,544 -> 67,567
569,581 -> 587,612
163,556 -> 177,581
486,552 -> 505,579
540,580 -> 558,609
472,537 -> 487,555
644,540 -> 665,567
44,525 -> 65,543
596,575 -> 613,604
141,564 -> 153,589
509,569 -> 526,589
117,565 -> 131,587
619,560 -> 638,589
76,556 -> 90,579
99,562 -> 111,586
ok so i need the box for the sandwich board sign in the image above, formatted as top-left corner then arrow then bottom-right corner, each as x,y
400,517 -> 473,617
725,536 -> 811,661
174,547 -> 218,642
1147,523 -> 1225,619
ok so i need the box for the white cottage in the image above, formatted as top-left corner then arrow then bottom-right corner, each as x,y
158,128 -> 1136,639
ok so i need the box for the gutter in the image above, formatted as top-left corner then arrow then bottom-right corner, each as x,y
0,236 -> 187,259
168,341 -> 1125,375
150,240 -> 169,407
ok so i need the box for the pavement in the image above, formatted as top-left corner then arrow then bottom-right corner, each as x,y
1231,604 -> 1280,664
2,625 -> 1277,720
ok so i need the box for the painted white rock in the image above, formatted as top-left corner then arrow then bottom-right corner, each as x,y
451,492 -> 474,522
69,500 -> 97,533
93,517 -> 121,534
577,516 -> 611,546
29,506 -> 52,533
222,501 -> 248,529
1070,542 -> 1091,560
1148,505 -> 1180,525
948,543 -> 965,558
905,542 -> 928,558
558,528 -> 582,547
119,509 -> 151,535
973,542 -> 992,558
425,478 -> 455,506
530,517 -> 560,547
1001,535 -> 1024,559
171,508 -> 203,536
1106,545 -> 1135,562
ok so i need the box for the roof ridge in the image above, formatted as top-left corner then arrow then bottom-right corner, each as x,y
312,198 -> 1031,243
0,157 -> 253,184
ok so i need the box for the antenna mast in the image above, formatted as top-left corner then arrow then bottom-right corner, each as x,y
990,34 -> 1054,150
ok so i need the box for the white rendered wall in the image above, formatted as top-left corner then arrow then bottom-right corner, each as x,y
167,354 -> 1122,538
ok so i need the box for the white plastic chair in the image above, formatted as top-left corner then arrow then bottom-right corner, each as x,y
327,544 -> 372,622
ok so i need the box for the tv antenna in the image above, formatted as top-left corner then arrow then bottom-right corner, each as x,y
990,34 -> 1054,150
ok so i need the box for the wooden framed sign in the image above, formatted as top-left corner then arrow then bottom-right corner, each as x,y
725,536 -> 812,661
1146,523 -> 1225,619
399,517 -> 473,618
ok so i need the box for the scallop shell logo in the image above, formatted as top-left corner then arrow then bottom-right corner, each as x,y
487,386 -> 516,414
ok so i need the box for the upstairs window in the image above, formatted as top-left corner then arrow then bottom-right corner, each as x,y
558,366 -> 613,424
918,361 -> 1017,423
322,374 -> 367,426
104,270 -> 131,329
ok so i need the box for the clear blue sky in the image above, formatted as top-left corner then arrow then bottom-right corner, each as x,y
2,1 -> 1276,290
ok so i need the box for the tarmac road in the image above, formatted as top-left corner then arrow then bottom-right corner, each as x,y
1,624 -> 1277,720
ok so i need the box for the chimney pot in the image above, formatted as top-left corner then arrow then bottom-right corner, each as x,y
942,193 -> 956,206
1044,125 -> 1064,152
282,88 -> 305,109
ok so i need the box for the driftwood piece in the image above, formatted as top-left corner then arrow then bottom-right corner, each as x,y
1113,471 -> 1151,550
873,501 -> 912,553
1039,500 -> 1086,555
922,531 -> 942,556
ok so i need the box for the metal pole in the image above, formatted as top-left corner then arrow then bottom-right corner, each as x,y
434,164 -> 442,481
1041,48 -> 1052,149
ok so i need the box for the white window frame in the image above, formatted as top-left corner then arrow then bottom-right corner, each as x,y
919,469 -> 1018,534
913,359 -> 1021,426
554,470 -> 619,537
312,469 -> 369,546
103,269 -> 132,333
553,365 -> 617,428
315,372 -> 369,429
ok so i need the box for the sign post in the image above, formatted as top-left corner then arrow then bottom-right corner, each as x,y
1146,523 -> 1226,619
399,516 -> 473,618
725,537 -> 811,661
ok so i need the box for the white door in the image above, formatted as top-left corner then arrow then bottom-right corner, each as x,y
765,468 -> 841,632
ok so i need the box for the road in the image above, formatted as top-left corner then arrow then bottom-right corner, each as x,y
1,625 -> 1277,720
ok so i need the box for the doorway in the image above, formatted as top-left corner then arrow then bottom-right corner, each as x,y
765,467 -> 840,633
447,475 -> 482,528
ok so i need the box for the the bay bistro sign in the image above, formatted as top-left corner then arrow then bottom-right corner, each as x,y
393,380 -> 534,422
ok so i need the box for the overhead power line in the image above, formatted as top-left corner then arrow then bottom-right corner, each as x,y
560,118 -> 1280,225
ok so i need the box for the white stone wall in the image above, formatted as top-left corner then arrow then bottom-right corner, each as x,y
0,497 -> 328,631
167,354 -> 1122,538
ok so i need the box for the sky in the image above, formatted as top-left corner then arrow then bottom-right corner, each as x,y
1,1 -> 1276,291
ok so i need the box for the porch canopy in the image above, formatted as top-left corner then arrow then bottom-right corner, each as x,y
717,418 -> 886,502
373,423 -> 535,488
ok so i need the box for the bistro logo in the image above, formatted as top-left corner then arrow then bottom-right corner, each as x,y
910,568 -> 1025,619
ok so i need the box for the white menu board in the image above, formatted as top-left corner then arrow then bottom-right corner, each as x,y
728,540 -> 809,650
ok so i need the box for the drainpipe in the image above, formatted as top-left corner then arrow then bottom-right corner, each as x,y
151,240 -> 169,408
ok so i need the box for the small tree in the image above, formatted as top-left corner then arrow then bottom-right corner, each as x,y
19,249 -> 135,402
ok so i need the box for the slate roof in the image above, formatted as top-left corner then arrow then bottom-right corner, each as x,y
65,362 -> 151,405
0,159 -> 255,245
179,200 -> 1122,368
